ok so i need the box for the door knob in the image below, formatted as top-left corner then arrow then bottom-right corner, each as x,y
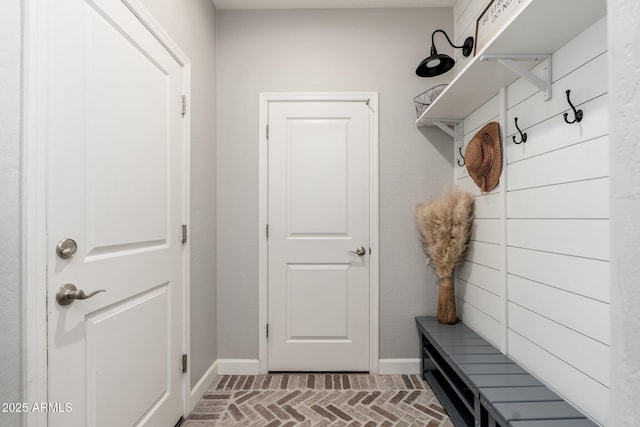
348,246 -> 367,256
56,284 -> 106,306
56,238 -> 78,259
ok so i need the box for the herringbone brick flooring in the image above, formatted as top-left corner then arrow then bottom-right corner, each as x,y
185,374 -> 453,426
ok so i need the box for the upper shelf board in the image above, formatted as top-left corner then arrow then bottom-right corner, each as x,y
416,0 -> 607,126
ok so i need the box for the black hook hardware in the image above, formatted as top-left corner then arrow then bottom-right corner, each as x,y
512,117 -> 527,144
563,89 -> 583,124
457,147 -> 465,166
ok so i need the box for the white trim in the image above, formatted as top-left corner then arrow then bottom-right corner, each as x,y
190,360 -> 219,412
499,87 -> 509,355
378,359 -> 421,375
217,359 -> 260,375
368,93 -> 380,374
258,94 -> 269,375
23,0 -> 193,423
257,92 -> 380,374
120,0 -> 194,414
22,1 -> 49,425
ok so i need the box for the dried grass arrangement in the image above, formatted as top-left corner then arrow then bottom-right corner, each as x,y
416,187 -> 474,324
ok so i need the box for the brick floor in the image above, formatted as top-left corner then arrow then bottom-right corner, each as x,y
184,374 -> 454,426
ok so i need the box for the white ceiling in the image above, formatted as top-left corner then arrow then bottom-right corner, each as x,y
212,0 -> 455,10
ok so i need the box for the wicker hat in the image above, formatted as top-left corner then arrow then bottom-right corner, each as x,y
465,122 -> 502,192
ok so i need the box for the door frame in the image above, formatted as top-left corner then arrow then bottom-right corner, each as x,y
22,0 -> 192,425
258,92 -> 380,374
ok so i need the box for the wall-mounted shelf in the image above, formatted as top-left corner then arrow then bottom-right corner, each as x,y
416,0 -> 606,127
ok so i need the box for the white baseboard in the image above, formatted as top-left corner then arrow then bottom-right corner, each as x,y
190,360 -> 219,412
378,358 -> 421,375
217,359 -> 260,375
204,359 -> 416,377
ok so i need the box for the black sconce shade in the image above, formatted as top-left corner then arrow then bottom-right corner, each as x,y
416,30 -> 474,77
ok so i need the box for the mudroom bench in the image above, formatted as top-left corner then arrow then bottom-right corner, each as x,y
415,317 -> 597,427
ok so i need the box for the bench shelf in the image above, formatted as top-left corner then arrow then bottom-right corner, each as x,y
416,317 -> 598,427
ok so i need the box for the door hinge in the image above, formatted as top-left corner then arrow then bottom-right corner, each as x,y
266,124 -> 269,140
182,224 -> 187,244
182,354 -> 188,373
266,224 -> 269,239
181,95 -> 187,116
266,324 -> 269,339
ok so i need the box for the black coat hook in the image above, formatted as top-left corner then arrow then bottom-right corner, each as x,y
457,147 -> 465,166
512,117 -> 527,144
563,89 -> 583,124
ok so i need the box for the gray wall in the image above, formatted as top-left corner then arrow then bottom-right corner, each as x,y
137,0 -> 218,386
216,8 -> 453,360
609,0 -> 640,425
0,0 -> 22,426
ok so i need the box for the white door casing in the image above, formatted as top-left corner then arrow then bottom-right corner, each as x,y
40,0 -> 190,426
259,93 -> 379,373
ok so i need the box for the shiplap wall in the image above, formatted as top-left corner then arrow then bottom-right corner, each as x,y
454,93 -> 505,351
452,0 -> 507,351
452,1 -> 610,424
505,17 -> 609,425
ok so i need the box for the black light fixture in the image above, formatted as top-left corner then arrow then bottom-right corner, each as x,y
416,30 -> 474,77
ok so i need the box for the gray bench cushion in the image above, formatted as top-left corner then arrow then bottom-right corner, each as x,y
458,363 -> 527,375
449,353 -> 515,364
470,374 -> 544,388
492,401 -> 586,422
480,386 -> 562,403
442,345 -> 502,355
428,338 -> 490,347
509,419 -> 598,427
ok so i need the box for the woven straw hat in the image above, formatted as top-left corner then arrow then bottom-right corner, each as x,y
465,122 -> 502,192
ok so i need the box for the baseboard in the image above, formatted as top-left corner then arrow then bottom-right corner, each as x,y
190,360 -> 218,412
217,359 -> 260,375
378,359 -> 421,375
192,359 -> 416,380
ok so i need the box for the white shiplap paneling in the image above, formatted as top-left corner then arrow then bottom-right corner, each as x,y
470,218 -> 501,243
456,298 -> 502,347
449,4 -> 610,424
452,45 -> 505,352
506,16 -> 608,108
456,279 -> 502,320
504,17 -> 610,423
464,95 -> 501,136
508,302 -> 609,386
506,52 -> 608,138
456,261 -> 502,296
507,247 -> 609,303
507,178 -> 609,219
506,94 -> 609,163
507,136 -> 609,191
508,331 -> 609,425
508,219 -> 609,261
465,240 -> 503,272
508,275 -> 610,346
473,193 -> 502,218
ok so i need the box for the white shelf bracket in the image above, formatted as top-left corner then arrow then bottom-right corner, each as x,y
481,54 -> 552,101
430,119 -> 462,140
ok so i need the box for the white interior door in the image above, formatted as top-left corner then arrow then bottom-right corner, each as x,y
268,99 -> 372,372
45,1 -> 186,426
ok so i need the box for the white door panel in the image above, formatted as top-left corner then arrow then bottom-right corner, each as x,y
45,0 -> 185,425
268,100 -> 371,372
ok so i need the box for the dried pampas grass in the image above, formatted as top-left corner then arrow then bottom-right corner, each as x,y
416,187 -> 474,279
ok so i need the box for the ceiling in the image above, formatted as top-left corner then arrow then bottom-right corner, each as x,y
211,0 -> 456,10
